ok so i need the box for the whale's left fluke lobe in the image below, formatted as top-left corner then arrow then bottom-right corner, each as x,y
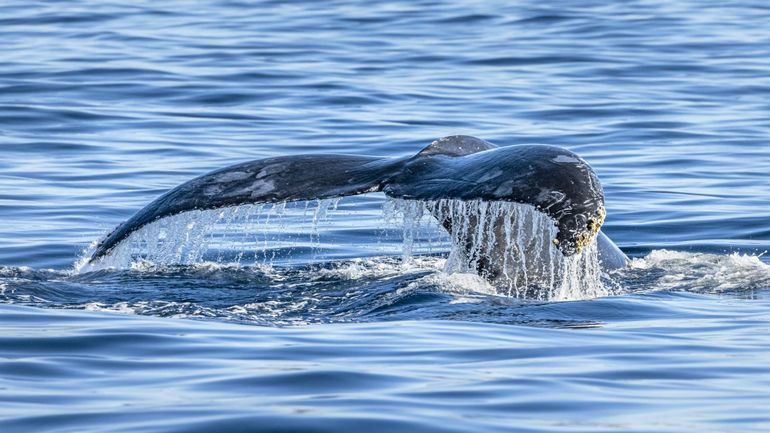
88,154 -> 398,262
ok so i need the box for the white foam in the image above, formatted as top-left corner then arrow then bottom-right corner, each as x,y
627,249 -> 770,292
313,256 -> 444,281
405,272 -> 499,297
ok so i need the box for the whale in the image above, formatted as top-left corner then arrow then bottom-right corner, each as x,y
87,135 -> 628,281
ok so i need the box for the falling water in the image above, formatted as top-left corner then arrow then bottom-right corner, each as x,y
76,199 -> 342,272
384,198 -> 608,301
78,197 -> 608,300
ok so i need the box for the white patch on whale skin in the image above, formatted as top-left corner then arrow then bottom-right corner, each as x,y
203,171 -> 254,196
249,179 -> 275,198
211,179 -> 275,199
477,168 -> 503,183
203,184 -> 224,196
537,190 -> 567,209
214,171 -> 252,182
256,164 -> 284,179
552,155 -> 580,164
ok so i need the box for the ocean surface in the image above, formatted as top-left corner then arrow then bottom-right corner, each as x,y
2,1 -> 770,432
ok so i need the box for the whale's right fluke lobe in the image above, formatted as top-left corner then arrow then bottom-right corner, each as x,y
88,154 -> 399,262
384,142 -> 607,256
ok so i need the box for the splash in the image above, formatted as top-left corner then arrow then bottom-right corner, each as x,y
623,249 -> 770,294
384,198 -> 608,301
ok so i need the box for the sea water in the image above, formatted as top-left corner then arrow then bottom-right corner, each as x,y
2,1 -> 770,432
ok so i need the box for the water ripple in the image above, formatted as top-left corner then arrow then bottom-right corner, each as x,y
2,0 -> 770,431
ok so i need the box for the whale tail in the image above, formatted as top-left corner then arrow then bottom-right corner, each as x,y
87,136 -> 619,267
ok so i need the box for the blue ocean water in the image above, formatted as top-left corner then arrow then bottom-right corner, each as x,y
2,0 -> 770,432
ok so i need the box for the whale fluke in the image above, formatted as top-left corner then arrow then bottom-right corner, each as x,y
88,135 -> 626,274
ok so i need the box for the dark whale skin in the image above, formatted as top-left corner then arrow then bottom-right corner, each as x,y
88,136 -> 624,270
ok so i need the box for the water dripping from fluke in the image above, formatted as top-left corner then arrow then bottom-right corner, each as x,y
77,197 -> 614,301
75,198 -> 343,273
384,198 -> 611,301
